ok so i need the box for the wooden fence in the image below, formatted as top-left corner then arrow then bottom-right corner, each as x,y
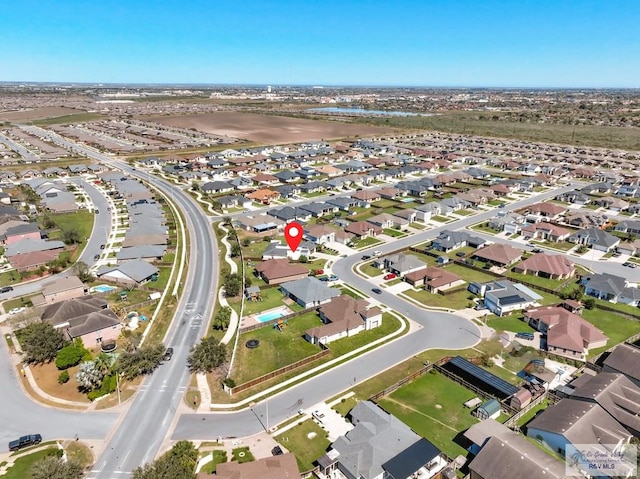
369,363 -> 435,401
228,345 -> 330,395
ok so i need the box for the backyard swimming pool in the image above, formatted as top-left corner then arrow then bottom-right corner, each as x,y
400,198 -> 414,203
256,307 -> 289,323
91,285 -> 117,293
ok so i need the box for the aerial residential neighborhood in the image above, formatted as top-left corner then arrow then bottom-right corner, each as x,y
0,3 -> 639,477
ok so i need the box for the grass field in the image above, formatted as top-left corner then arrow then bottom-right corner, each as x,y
377,371 -> 479,458
28,112 -> 106,125
275,420 -> 330,472
402,288 -> 471,310
44,210 -> 95,262
442,263 -> 497,284
3,448 -> 59,479
232,311 -> 323,384
356,111 -> 640,151
486,315 -> 536,334
582,308 -> 640,358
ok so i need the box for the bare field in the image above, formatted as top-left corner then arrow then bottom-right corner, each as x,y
143,111 -> 398,144
0,106 -> 81,122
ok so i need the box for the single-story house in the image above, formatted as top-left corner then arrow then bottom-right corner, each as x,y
345,221 -> 382,239
378,253 -> 427,277
254,259 -> 309,285
473,243 -> 522,267
96,259 -> 160,286
568,227 -> 620,252
512,253 -> 575,279
201,453 -> 300,479
305,295 -> 382,345
30,275 -> 87,308
521,223 -> 572,242
280,277 -> 341,308
470,280 -> 541,317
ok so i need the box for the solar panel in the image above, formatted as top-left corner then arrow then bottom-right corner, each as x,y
499,294 -> 526,306
448,356 -> 519,397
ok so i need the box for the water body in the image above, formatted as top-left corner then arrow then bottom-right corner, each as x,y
309,107 -> 431,117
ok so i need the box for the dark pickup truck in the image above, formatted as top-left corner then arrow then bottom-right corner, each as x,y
9,434 -> 42,451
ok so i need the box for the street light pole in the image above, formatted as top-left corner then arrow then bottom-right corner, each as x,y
116,373 -> 121,405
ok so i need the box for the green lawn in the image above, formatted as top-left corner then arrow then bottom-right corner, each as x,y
455,209 -> 476,216
236,288 -> 290,317
582,308 -> 640,358
231,447 -> 255,463
371,199 -> 399,208
328,313 -> 401,356
352,237 -> 384,249
541,241 -> 576,252
486,315 -> 536,334
506,271 -> 564,290
45,210 -> 95,261
442,263 -> 497,284
402,288 -> 471,310
0,270 -> 22,287
382,228 -> 407,238
199,450 -> 228,473
378,372 -> 479,458
360,263 -> 384,277
3,448 -> 59,479
232,311 -> 323,384
431,215 -> 453,223
470,222 -> 498,235
275,420 -> 330,472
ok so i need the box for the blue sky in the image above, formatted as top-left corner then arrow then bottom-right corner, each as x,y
1,0 -> 638,87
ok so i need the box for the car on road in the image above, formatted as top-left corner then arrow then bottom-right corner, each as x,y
94,254 -> 101,261
95,209 -> 99,214
361,255 -> 371,260
383,273 -> 397,280
8,434 -> 42,452
531,248 -> 543,253
371,288 -> 382,294
623,262 -> 637,268
100,244 -> 106,249
373,251 -> 382,257
0,286 -> 13,294
163,347 -> 174,361
9,307 -> 26,315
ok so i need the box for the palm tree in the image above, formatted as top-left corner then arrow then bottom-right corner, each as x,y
75,361 -> 104,391
94,353 -> 114,375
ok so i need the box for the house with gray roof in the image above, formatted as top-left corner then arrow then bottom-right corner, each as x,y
298,202 -> 337,218
317,401 -> 446,479
432,230 -> 486,252
273,184 -> 300,199
96,259 -> 160,286
568,227 -> 620,252
414,202 -> 441,222
116,245 -> 166,262
470,280 -> 542,317
603,344 -> 640,387
279,277 -> 340,308
526,398 -> 633,469
267,206 -> 312,223
582,272 -> 627,302
5,238 -> 65,257
325,196 -> 357,211
378,253 -> 426,276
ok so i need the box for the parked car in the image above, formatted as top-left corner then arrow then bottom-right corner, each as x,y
95,209 -> 99,214
531,248 -> 543,253
9,307 -> 26,315
100,244 -> 106,249
612,252 -> 621,257
373,251 -> 382,257
383,273 -> 397,280
630,263 -> 638,269
455,252 -> 466,257
361,255 -> 371,260
271,446 -> 284,456
163,347 -> 174,361
318,276 -> 329,282
0,286 -> 13,294
516,332 -> 535,340
94,254 -> 100,261
328,274 -> 339,281
316,269 -> 324,275
8,434 -> 42,452
372,288 -> 382,294
623,262 -> 636,268
312,410 -> 326,425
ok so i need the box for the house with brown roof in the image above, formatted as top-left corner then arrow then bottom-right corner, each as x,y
42,296 -> 122,348
245,188 -> 281,205
524,306 -> 607,360
405,266 -> 465,293
198,453 -> 300,479
345,221 -> 382,239
513,253 -> 575,279
473,244 -> 522,267
521,223 -> 572,242
351,189 -> 381,207
375,187 -> 404,200
251,173 -> 279,186
305,295 -> 382,345
254,259 -> 309,285
525,202 -> 566,219
31,275 -> 87,308
8,249 -> 60,272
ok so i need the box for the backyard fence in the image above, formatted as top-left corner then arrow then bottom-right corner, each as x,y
228,344 -> 330,395
503,391 -> 552,429
369,362 -> 434,401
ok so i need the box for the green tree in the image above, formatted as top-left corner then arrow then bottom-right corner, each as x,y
115,344 -> 165,380
73,261 -> 94,282
21,322 -> 65,364
61,227 -> 82,245
212,307 -> 232,331
41,214 -> 57,229
223,273 -> 241,297
55,345 -> 86,370
230,243 -> 242,257
30,456 -> 83,479
94,352 -> 114,374
222,216 -> 232,226
583,298 -> 596,310
187,337 -> 227,373
132,441 -> 197,479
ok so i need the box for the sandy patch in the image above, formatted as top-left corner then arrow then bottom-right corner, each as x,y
143,111 -> 397,144
0,106 -> 80,121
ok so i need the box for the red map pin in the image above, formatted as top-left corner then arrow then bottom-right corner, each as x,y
284,221 -> 303,253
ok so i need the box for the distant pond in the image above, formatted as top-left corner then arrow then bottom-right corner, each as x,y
308,107 -> 433,117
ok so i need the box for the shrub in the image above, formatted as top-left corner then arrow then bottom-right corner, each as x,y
58,370 -> 70,384
55,345 -> 87,370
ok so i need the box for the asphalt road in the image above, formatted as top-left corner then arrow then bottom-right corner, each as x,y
21,126 -> 220,478
0,132 -> 40,162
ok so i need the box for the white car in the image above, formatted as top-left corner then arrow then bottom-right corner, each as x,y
9,307 -> 26,315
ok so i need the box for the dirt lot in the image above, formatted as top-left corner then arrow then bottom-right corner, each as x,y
144,111 -> 398,144
0,106 -> 81,122
30,362 -> 91,403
